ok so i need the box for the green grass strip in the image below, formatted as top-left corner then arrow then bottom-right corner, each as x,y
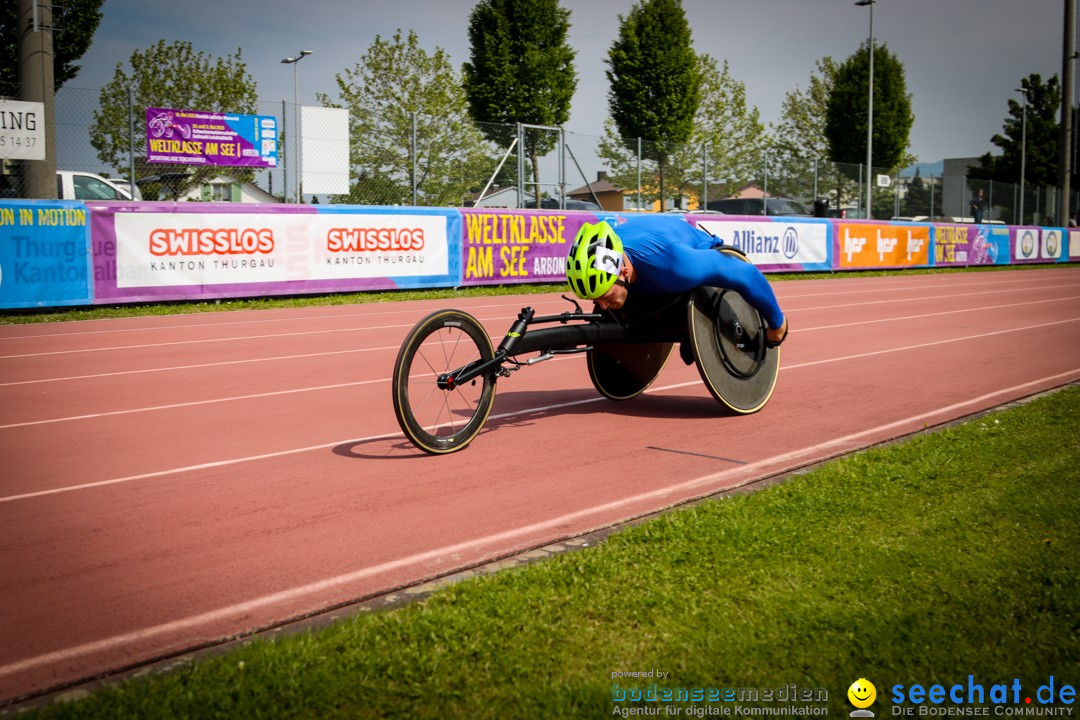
24,386 -> 1080,719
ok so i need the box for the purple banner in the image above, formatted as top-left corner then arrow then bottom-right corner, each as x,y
1011,227 -> 1066,263
145,107 -> 278,167
459,209 -> 601,286
932,224 -> 1010,266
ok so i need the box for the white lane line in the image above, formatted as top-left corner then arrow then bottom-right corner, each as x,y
0,324 -> 413,360
0,312 -> 512,361
790,281 -> 1078,313
0,379 -> 388,430
2,317 -> 1077,504
798,294 -> 1080,332
1,367 -> 1075,682
774,271 -> 1079,300
3,281 -> 1075,361
0,298 -> 567,341
4,288 -> 1077,389
0,347 -> 397,388
3,296 -> 1077,426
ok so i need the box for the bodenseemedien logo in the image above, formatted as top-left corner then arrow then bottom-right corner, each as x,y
849,678 -> 877,718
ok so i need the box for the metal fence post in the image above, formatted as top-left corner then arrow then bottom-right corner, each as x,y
894,169 -> 900,218
411,112 -> 417,207
763,152 -> 769,206
282,99 -> 288,203
128,86 -> 135,195
702,143 -> 708,211
637,137 -> 642,211
516,123 -> 524,208
858,164 -> 864,217
559,127 -> 566,209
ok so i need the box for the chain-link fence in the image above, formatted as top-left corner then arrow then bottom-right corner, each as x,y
2,82 -> 1076,225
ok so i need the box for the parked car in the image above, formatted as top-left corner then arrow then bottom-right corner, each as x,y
826,206 -> 864,219
704,197 -> 813,217
56,171 -> 137,201
110,178 -> 143,201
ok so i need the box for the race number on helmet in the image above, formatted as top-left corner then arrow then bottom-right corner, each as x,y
565,221 -> 624,300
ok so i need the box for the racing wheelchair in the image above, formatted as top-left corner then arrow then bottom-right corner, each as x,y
391,247 -> 780,455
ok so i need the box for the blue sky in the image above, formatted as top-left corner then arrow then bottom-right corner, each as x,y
68,0 -> 1068,164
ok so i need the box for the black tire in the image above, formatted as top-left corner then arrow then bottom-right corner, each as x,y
392,310 -> 496,454
686,247 -> 780,414
587,342 -> 674,400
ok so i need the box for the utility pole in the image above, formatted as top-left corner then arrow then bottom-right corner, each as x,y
1061,0 -> 1076,225
18,0 -> 57,198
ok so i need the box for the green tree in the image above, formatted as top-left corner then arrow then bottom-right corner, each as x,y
89,40 -> 257,199
902,169 -> 931,216
320,29 -> 494,206
462,0 -> 576,203
1,0 -> 104,91
971,74 -> 1063,189
597,54 -> 761,210
768,57 -> 847,210
692,55 -> 767,206
606,0 -> 701,210
772,56 -> 837,164
825,41 -> 913,173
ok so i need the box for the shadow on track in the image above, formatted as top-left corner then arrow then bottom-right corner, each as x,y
333,387 -> 741,460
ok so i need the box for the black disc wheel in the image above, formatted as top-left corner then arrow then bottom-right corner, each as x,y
686,247 -> 780,414
392,310 -> 496,454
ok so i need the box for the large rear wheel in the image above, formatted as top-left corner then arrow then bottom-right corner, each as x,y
392,310 -> 496,454
686,247 -> 780,414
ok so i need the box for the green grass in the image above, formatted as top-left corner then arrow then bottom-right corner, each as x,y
23,385 -> 1080,718
0,263 -> 1060,325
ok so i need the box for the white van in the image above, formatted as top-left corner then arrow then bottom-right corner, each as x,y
56,171 -> 140,201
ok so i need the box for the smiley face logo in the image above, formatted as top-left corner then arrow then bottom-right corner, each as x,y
848,679 -> 877,708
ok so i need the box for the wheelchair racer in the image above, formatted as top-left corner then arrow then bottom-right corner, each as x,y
565,216 -> 789,348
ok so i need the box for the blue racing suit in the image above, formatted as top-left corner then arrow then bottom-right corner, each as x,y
613,215 -> 785,330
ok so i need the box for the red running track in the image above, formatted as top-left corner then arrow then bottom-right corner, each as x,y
1,267 -> 1078,702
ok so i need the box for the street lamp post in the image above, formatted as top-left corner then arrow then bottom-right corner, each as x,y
855,0 -> 875,219
1017,86 -> 1028,224
281,49 -> 314,203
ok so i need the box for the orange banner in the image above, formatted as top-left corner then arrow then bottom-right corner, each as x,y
838,223 -> 930,268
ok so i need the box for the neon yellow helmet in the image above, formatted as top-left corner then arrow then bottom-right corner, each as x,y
565,221 -> 624,300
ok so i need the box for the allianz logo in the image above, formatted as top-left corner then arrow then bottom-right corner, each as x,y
730,226 -> 800,260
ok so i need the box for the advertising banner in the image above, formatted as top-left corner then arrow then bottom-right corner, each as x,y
1012,227 -> 1041,262
1040,228 -> 1064,262
92,204 -> 459,303
1069,230 -> 1080,261
459,209 -> 598,286
145,107 -> 278,167
836,222 -> 931,269
0,100 -> 45,160
692,218 -> 831,272
0,201 -> 93,308
300,106 -> 350,195
932,224 -> 1010,266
